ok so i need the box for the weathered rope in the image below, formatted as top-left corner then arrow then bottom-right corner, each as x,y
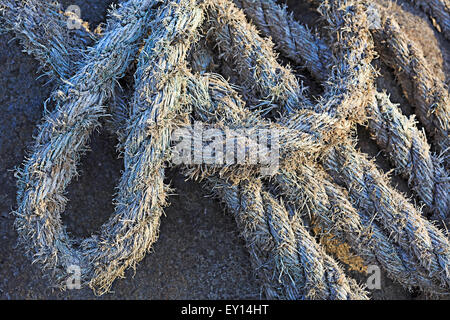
371,13 -> 450,159
183,73 -> 351,180
324,141 -> 450,288
367,91 -> 449,222
82,0 -> 204,294
5,1 -> 360,298
0,0 -> 130,141
8,0 -> 449,298
14,0 -> 162,293
284,1 -> 450,289
205,174 -> 368,299
206,0 -> 450,289
233,0 -> 332,81
407,0 -> 450,41
185,69 -> 447,294
205,0 -> 311,113
0,0 -> 93,82
276,165 -> 446,295
231,0 -> 449,222
208,0 -> 375,123
185,71 -> 367,299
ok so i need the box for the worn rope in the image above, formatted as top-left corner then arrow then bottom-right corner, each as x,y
14,0 -> 163,293
8,0 -> 449,298
185,68 -> 447,294
206,0 -> 450,289
82,0 -> 204,294
371,13 -> 450,159
205,0 -> 311,113
183,73 -> 351,180
323,141 -> 450,288
185,71 -> 367,299
287,1 -> 450,289
0,0 -> 130,141
187,81 -> 366,299
233,0 -> 332,81
276,165 -> 446,295
231,0 -> 450,222
367,91 -> 450,222
0,0 -> 93,82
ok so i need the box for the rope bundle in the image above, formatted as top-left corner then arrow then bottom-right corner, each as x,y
2,0 -> 449,298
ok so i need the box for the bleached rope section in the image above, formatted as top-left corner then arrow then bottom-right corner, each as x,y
0,0 -> 129,140
231,0 -> 449,222
0,0 -> 93,82
294,0 -> 450,289
205,0 -> 311,113
367,92 -> 449,221
14,0 -> 160,291
208,0 -> 375,123
206,0 -> 450,289
183,74 -> 351,180
323,142 -> 450,288
276,166 -> 445,294
233,0 -> 332,80
207,178 -> 368,299
186,72 -> 446,294
185,73 -> 367,299
372,14 -> 450,159
81,0 -> 205,294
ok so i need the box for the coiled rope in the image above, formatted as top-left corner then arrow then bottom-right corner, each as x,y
3,0 -> 449,297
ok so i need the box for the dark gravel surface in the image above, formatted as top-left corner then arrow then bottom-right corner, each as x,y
0,0 -> 445,299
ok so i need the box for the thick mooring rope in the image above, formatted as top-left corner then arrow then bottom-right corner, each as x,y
205,0 -> 450,289
185,69 -> 446,294
207,177 -> 368,299
82,0 -> 204,294
0,0 -> 93,82
367,92 -> 449,221
227,0 -> 450,222
372,14 -> 450,160
6,0 -> 450,297
184,71 -> 367,299
0,0 -> 129,139
14,0 -> 162,292
233,0 -> 332,80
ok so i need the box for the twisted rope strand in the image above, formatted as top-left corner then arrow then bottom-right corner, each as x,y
367,91 -> 450,221
323,141 -> 450,288
372,13 -> 450,158
262,189 -> 368,299
14,0 -> 160,289
233,0 -> 332,81
233,0 -> 449,222
0,0 -> 94,82
187,68 -> 446,294
186,69 -> 366,299
287,0 -> 450,289
206,177 -> 368,299
211,0 -> 450,290
183,73 -> 351,180
0,0 -> 130,142
276,165 -> 446,294
81,0 -> 205,294
205,0 -> 311,113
